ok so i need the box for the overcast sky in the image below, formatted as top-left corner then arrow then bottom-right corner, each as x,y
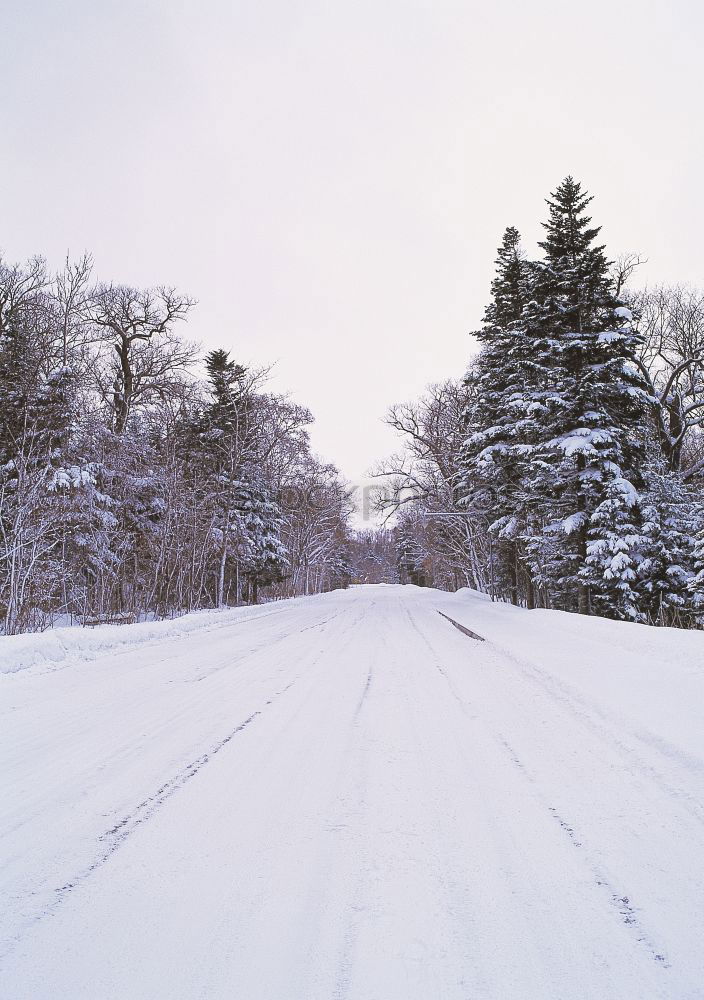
4,0 -> 703,518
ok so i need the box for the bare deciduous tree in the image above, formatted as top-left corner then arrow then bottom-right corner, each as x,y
628,285 -> 704,475
87,285 -> 196,433
373,379 -> 489,591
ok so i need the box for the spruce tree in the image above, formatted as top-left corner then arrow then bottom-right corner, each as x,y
459,226 -> 536,604
195,349 -> 288,604
0,312 -> 36,475
236,473 -> 288,603
395,518 -> 429,587
522,177 -> 651,615
204,349 -> 247,421
692,528 -> 704,612
581,477 -> 647,621
637,468 -> 702,625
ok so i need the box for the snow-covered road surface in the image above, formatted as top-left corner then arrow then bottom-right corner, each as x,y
2,585 -> 704,999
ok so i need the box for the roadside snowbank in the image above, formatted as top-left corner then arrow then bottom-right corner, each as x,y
0,600 -> 307,676
442,589 -> 704,759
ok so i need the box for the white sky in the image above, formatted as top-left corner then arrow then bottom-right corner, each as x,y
4,0 -> 704,520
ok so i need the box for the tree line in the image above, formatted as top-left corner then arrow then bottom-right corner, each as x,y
0,255 -> 353,633
5,179 -> 703,632
377,178 -> 704,626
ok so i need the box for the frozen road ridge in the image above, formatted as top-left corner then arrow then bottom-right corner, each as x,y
2,585 -> 704,999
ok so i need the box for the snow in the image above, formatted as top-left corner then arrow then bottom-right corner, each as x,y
0,601 -> 299,675
610,476 -> 640,506
48,465 -> 94,491
560,511 -> 587,534
551,426 -> 615,456
614,306 -> 634,321
1,584 -> 703,999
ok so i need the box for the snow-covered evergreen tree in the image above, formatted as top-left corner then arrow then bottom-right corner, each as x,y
195,349 -> 288,605
459,227 -> 536,604
396,517 -> 430,587
638,468 -> 702,625
0,307 -> 37,475
205,349 -> 248,422
692,528 -> 704,612
581,476 -> 647,621
235,473 -> 288,602
521,177 -> 651,614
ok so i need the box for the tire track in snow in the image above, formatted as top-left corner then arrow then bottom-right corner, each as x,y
330,601 -> 384,1000
330,598 -> 496,998
402,603 -> 475,716
187,607 -> 348,682
0,604 -> 359,963
1,707 -> 265,963
498,735 -> 670,968
445,613 -> 704,829
405,605 -> 673,973
353,667 -> 373,721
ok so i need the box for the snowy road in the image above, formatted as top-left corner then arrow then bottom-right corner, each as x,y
2,585 -> 704,999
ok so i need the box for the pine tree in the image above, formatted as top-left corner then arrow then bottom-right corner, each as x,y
34,367 -> 76,469
395,518 -> 429,587
581,477 -> 647,621
692,528 -> 704,612
193,349 -> 288,605
521,177 -> 651,615
459,227 -> 536,605
204,349 -> 247,419
0,311 -> 37,475
0,301 -> 89,629
638,468 -> 701,625
235,473 -> 288,603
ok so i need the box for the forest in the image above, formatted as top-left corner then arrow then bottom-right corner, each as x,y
2,176 -> 703,632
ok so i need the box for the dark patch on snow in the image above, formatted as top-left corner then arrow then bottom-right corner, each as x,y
499,738 -> 531,777
353,667 -> 373,721
548,805 -> 583,848
436,610 -> 485,642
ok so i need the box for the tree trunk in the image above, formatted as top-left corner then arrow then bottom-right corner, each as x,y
509,545 -> 519,606
113,336 -> 133,435
666,396 -> 684,472
217,545 -> 226,607
576,455 -> 591,615
526,574 -> 535,611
